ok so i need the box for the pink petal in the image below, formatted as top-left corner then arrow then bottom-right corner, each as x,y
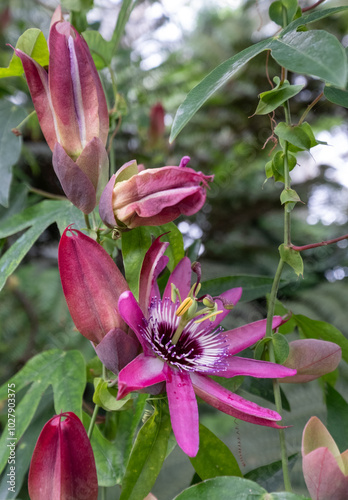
118,291 -> 150,352
95,327 -> 140,374
224,316 -> 284,355
302,417 -> 341,461
58,227 -> 129,343
280,339 -> 342,383
191,372 -> 284,428
303,448 -> 348,500
14,49 -> 58,151
212,357 -> 296,379
165,366 -> 199,457
52,142 -> 97,214
139,235 -> 169,314
163,257 -> 192,302
28,412 -> 98,500
117,354 -> 166,399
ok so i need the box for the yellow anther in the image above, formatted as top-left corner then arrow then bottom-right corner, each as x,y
176,297 -> 194,316
194,310 -> 223,324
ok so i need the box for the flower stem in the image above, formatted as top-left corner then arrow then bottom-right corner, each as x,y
87,403 -> 99,440
84,214 -> 91,230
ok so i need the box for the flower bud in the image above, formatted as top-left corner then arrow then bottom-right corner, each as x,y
99,158 -> 214,229
28,412 -> 98,500
14,8 -> 109,213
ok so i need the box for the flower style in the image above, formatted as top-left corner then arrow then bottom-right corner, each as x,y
28,412 -> 98,500
14,6 -> 109,213
115,236 -> 297,457
58,226 -> 139,372
99,157 -> 213,229
302,416 -> 348,500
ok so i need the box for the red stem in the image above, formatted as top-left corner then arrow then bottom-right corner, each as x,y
301,0 -> 326,13
290,234 -> 348,251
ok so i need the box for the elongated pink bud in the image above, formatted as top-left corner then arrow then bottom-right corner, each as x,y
58,226 -> 130,344
28,412 -> 98,500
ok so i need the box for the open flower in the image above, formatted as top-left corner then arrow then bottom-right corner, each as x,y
14,6 -> 109,213
302,416 -> 348,500
99,157 -> 213,229
116,236 -> 296,457
28,412 -> 98,500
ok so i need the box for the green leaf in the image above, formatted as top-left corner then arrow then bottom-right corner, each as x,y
275,122 -> 318,151
120,400 -> 172,500
282,6 -> 348,35
280,188 -> 301,205
0,101 -> 26,207
271,151 -> 297,183
0,29 -> 49,78
189,424 -> 242,480
174,476 -> 308,499
93,378 -> 132,411
200,275 -> 288,303
82,30 -> 114,69
294,315 -> 348,363
170,38 -> 270,141
279,243 -> 303,277
82,412 -> 123,486
0,200 -> 84,291
255,79 -> 303,115
272,333 -> 290,364
269,0 -> 299,27
111,0 -> 137,54
269,30 -> 347,88
325,384 -> 348,452
245,453 -> 299,492
122,224 -> 184,299
324,85 -> 348,109
0,350 -> 86,474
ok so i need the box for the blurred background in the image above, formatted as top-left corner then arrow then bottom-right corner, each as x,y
0,0 -> 348,498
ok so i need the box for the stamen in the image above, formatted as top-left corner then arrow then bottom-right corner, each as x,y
176,297 -> 194,316
194,310 -> 223,324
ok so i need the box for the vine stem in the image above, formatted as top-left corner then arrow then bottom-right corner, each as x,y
87,403 -> 99,440
84,214 -> 91,230
298,91 -> 324,126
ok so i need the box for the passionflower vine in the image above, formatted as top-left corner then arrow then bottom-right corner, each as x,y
99,157 -> 213,229
115,236 -> 297,457
28,412 -> 98,500
14,6 -> 109,213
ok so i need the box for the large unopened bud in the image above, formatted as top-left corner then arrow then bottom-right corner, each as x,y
28,412 -> 98,500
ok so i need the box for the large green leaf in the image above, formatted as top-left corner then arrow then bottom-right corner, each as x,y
294,314 -> 348,363
0,101 -> 26,207
82,412 -> 123,487
0,349 -> 86,474
173,476 -> 308,499
122,223 -> 184,299
269,30 -> 347,88
0,29 -> 49,78
200,275 -> 286,303
326,384 -> 348,452
119,400 -> 172,500
189,424 -> 242,480
169,38 -> 270,141
0,199 -> 84,291
324,85 -> 348,108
